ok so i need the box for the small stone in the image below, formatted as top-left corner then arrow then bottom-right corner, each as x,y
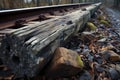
109,68 -> 120,80
93,62 -> 105,73
100,50 -> 120,62
81,31 -> 96,43
100,50 -> 111,61
98,38 -> 107,42
79,71 -> 91,80
97,15 -> 106,20
109,50 -> 120,61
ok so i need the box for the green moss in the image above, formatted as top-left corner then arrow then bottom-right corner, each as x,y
87,22 -> 97,31
100,20 -> 111,27
76,55 -> 84,68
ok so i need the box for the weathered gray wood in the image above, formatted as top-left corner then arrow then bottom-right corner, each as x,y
0,3 -> 101,78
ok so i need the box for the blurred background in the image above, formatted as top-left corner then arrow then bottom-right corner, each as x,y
0,0 -> 120,10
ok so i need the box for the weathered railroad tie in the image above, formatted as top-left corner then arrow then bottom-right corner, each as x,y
0,3 -> 101,78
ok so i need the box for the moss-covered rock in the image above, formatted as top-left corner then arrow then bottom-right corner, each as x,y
100,20 -> 111,27
76,55 -> 84,68
87,22 -> 97,31
46,47 -> 84,78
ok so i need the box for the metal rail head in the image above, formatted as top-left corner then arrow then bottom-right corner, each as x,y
0,3 -> 92,13
0,3 -> 92,30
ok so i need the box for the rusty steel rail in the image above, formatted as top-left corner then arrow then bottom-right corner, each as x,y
0,3 -> 92,30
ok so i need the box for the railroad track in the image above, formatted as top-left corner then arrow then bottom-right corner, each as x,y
0,2 -> 101,79
0,3 -> 92,30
